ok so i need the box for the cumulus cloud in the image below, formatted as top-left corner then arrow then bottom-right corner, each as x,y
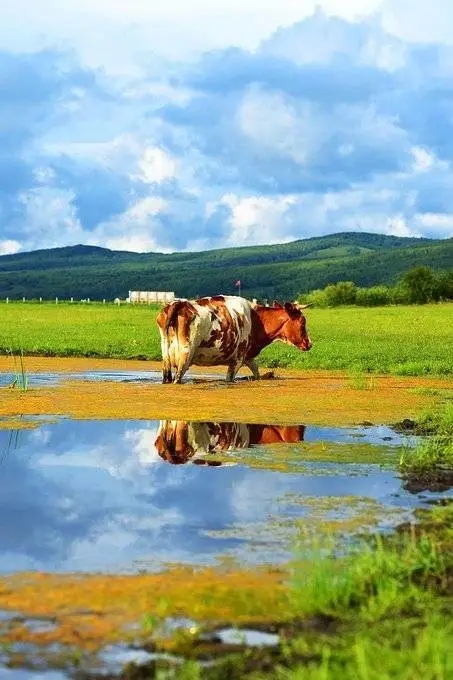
1,4 -> 453,254
0,0 -> 385,73
0,240 -> 21,255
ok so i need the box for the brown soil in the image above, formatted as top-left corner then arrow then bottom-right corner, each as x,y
0,357 -> 451,426
0,566 -> 287,652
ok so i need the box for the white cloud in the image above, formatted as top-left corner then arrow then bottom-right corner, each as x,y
411,147 -> 447,173
238,88 -> 314,165
381,0 -> 453,46
0,240 -> 21,255
0,0 -> 383,74
89,196 -> 169,253
17,187 -> 85,249
2,4 -> 453,254
45,134 -> 142,171
385,215 -> 420,237
415,212 -> 453,237
220,193 -> 298,246
137,147 -> 178,184
124,428 -> 164,467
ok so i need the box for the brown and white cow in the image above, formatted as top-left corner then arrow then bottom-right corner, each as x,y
154,420 -> 306,465
156,295 -> 311,383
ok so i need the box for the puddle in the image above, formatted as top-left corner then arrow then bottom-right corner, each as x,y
0,417 -> 448,575
0,369 -> 219,388
0,413 -> 451,678
0,671 -> 66,680
99,644 -> 158,669
205,627 -> 279,647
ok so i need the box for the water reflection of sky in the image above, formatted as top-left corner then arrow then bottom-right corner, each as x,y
0,670 -> 66,680
0,419 -> 444,574
0,371 -> 163,388
0,369 -> 219,388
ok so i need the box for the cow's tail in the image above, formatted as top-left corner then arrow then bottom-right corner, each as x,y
159,299 -> 197,334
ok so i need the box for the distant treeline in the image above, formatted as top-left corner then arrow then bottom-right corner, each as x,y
1,233 -> 452,301
301,266 -> 453,307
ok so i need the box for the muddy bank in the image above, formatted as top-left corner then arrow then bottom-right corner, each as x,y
0,358 -> 451,426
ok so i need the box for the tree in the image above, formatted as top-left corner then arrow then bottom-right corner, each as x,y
400,267 -> 436,304
324,281 -> 357,306
434,270 -> 453,301
355,285 -> 391,306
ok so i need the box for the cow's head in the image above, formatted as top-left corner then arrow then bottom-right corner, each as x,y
271,301 -> 312,351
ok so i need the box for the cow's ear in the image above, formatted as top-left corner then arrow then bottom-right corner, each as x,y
284,301 -> 299,317
273,300 -> 283,308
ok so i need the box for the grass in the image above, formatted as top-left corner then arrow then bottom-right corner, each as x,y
1,302 -> 453,376
0,302 -> 161,360
347,369 -> 376,390
260,303 -> 453,376
400,403 -> 453,472
161,501 -> 453,680
7,348 -> 28,390
289,529 -> 445,622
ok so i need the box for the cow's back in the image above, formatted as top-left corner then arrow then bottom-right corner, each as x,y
190,295 -> 253,366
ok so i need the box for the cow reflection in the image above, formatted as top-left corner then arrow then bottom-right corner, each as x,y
154,420 -> 306,465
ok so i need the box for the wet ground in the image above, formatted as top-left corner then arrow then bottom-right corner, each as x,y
0,360 -> 452,677
1,357 -> 449,427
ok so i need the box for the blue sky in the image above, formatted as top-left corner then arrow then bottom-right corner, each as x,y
2,0 -> 453,254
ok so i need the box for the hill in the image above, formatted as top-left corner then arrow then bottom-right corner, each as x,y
0,232 -> 452,300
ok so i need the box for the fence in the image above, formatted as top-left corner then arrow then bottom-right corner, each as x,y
2,297 -> 107,304
1,293 -> 267,306
1,292 -> 175,305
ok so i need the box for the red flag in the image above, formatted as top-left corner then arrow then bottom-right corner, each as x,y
234,280 -> 241,287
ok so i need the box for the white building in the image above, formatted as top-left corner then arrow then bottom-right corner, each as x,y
127,291 -> 176,304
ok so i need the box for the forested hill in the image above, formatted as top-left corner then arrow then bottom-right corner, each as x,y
0,232 -> 452,300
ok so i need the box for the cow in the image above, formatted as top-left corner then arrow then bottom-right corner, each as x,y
154,420 -> 306,465
156,295 -> 311,384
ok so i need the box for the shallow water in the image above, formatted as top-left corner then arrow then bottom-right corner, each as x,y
0,369 -> 222,388
0,401 -> 452,678
0,671 -> 66,680
0,416 -> 447,575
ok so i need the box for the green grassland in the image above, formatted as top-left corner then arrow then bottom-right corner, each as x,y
1,231 -> 452,300
1,301 -> 452,375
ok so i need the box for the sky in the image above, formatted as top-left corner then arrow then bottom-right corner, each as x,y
2,0 -> 453,254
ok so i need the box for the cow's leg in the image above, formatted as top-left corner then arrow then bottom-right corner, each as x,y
160,335 -> 172,383
173,346 -> 194,384
244,358 -> 260,380
226,359 -> 244,382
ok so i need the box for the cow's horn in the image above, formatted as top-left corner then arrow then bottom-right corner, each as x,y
295,302 -> 312,309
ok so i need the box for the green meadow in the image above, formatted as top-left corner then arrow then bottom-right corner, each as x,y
1,301 -> 452,375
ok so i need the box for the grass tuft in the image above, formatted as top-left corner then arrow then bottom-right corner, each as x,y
400,404 -> 453,472
7,348 -> 28,391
